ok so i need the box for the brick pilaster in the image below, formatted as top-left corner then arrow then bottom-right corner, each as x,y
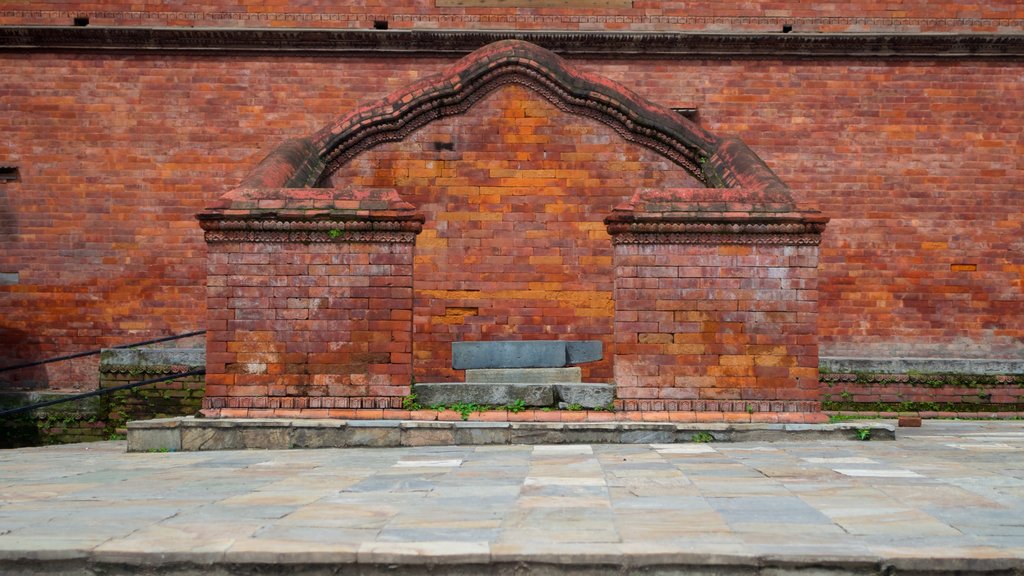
606,189 -> 828,413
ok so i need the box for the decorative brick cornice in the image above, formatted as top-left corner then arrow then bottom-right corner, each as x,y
608,220 -> 827,246
197,187 -> 424,243
606,189 -> 828,245
198,218 -> 423,244
2,27 -> 1022,59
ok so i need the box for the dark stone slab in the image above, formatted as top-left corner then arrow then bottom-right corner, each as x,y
452,341 -> 602,369
565,341 -> 603,365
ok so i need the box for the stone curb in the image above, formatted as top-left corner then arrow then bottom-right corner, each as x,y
2,549 -> 1022,575
126,417 -> 895,452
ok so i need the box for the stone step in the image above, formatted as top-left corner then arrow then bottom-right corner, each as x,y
465,367 -> 582,384
415,382 -> 614,409
452,340 -> 602,369
554,383 -> 615,409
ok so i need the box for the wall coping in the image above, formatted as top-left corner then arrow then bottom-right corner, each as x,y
2,27 -> 1023,59
821,357 -> 1024,376
99,348 -> 205,371
197,188 -> 425,243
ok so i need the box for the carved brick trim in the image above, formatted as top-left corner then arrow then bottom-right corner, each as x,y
614,399 -> 822,413
2,27 -> 1022,59
608,220 -> 826,245
317,64 -> 710,184
612,232 -> 822,246
199,217 -> 423,243
309,42 -> 722,187
208,395 -> 403,410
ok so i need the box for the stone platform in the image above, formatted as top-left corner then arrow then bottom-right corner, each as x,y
2,421 -> 1022,576
127,417 -> 894,452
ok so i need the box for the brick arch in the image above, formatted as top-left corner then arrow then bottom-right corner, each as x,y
238,40 -> 795,209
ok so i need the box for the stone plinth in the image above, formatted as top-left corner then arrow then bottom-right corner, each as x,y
197,187 -> 423,417
606,189 -> 828,412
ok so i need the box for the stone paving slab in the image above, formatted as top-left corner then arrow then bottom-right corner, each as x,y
1,421 -> 1023,575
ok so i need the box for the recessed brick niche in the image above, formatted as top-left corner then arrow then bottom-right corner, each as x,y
197,40 -> 827,418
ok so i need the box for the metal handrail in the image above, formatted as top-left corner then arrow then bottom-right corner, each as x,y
0,330 -> 206,373
0,369 -> 206,418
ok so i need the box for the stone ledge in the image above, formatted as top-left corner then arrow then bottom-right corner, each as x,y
98,348 -> 205,371
821,356 -> 1024,375
127,417 -> 894,451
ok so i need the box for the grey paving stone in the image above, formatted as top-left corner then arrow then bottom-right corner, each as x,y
465,367 -> 582,383
709,496 -> 835,525
2,422 -> 1024,575
415,382 -> 555,407
554,383 -> 615,409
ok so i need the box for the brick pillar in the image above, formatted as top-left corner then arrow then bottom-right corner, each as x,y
197,188 -> 423,417
606,190 -> 828,414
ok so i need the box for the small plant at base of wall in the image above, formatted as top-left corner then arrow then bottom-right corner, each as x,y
691,432 -> 714,443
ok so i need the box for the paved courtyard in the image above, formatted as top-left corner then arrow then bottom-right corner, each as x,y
1,420 -> 1023,574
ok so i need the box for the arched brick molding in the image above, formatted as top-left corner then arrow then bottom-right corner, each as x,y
238,40 -> 793,208
198,40 -> 829,418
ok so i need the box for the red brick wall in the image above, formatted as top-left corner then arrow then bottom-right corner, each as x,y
613,243 -> 820,411
3,2 -> 1022,31
327,85 -> 701,382
203,240 -> 414,415
2,34 -> 1022,389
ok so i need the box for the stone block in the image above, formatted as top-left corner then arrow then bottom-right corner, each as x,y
181,427 -> 238,451
451,340 -> 602,369
399,421 -> 456,447
560,423 -> 621,443
415,382 -> 554,407
340,423 -> 401,447
898,416 -> 922,428
565,340 -> 603,365
453,422 -> 511,445
126,425 -> 181,453
614,424 -> 679,440
290,420 -> 348,449
238,426 -> 291,450
554,383 -> 615,409
465,367 -> 582,383
509,422 -> 568,444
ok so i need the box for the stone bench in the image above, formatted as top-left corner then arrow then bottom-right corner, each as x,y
452,340 -> 602,370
